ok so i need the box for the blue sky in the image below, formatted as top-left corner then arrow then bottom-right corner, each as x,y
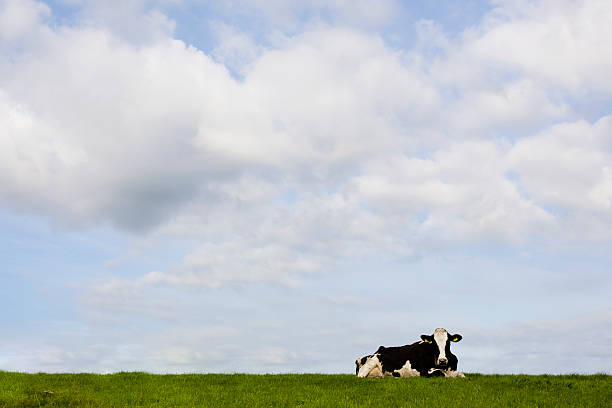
1,0 -> 611,374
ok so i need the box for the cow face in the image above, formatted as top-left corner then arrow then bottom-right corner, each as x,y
355,356 -> 369,375
421,328 -> 462,368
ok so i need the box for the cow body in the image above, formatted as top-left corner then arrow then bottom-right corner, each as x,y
355,328 -> 464,378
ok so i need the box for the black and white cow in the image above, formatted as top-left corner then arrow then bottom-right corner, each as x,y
355,328 -> 464,378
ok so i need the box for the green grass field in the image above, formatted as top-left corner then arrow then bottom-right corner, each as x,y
1,371 -> 610,407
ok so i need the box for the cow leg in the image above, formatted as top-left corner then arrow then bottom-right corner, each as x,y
428,369 -> 446,377
394,361 -> 420,377
422,368 -> 444,377
367,366 -> 383,378
443,370 -> 466,378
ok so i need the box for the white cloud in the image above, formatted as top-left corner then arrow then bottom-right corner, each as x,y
210,22 -> 263,76
93,190 -> 393,290
353,141 -> 555,246
0,0 -> 49,38
448,78 -> 569,136
197,27 -> 439,166
1,22 -> 235,229
508,115 -> 612,239
146,241 -> 318,288
1,12 -> 442,234
0,0 -> 52,53
2,0 -> 611,291
0,91 -> 88,214
465,0 -> 612,94
67,0 -> 176,44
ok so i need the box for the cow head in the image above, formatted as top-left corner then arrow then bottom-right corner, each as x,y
421,328 -> 462,368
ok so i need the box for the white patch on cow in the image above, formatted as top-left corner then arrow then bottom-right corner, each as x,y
357,354 -> 383,378
433,328 -> 449,365
443,370 -> 466,378
394,360 -> 420,377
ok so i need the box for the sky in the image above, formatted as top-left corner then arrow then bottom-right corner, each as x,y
1,0 -> 611,375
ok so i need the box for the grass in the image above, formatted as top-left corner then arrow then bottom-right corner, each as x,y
0,371 -> 610,407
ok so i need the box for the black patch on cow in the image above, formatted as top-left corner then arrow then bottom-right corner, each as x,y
376,342 -> 440,376
446,352 -> 458,371
421,335 -> 434,343
442,341 -> 459,371
392,372 -> 401,377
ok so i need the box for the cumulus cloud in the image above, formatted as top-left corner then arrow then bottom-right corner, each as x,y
1,0 -> 612,289
0,0 -> 53,55
210,22 -> 264,76
508,116 -> 612,239
0,0 -> 49,38
354,141 -> 556,246
509,116 -> 612,212
63,0 -> 176,44
0,8 -> 439,234
1,30 -> 227,229
448,78 -> 569,136
462,0 -> 612,94
197,27 -> 439,167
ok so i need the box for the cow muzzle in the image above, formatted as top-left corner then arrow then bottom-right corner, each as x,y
437,357 -> 448,367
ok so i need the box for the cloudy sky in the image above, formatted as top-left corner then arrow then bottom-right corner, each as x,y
1,0 -> 611,375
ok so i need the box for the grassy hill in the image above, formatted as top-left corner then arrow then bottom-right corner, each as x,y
1,371 -> 610,407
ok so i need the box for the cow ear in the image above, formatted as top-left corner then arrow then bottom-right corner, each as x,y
450,334 -> 462,342
421,335 -> 433,343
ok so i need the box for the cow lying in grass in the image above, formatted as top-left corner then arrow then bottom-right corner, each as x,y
355,328 -> 465,378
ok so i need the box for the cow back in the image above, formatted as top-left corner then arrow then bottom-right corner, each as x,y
376,341 -> 437,376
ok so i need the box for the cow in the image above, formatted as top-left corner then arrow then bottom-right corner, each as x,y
355,328 -> 465,378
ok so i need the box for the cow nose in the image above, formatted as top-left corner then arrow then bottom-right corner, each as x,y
438,358 -> 448,365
